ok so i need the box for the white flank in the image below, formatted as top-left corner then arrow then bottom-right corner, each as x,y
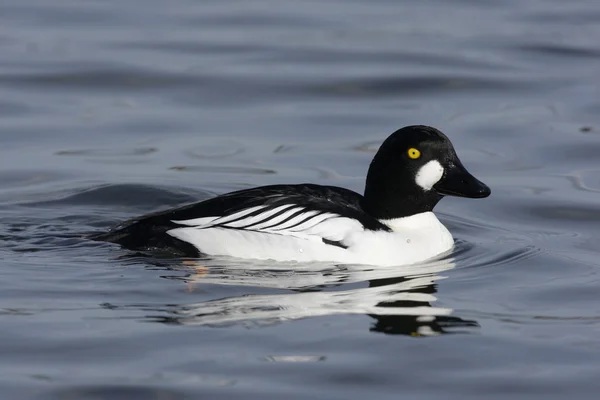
167,199 -> 455,266
415,160 -> 444,190
167,226 -> 348,262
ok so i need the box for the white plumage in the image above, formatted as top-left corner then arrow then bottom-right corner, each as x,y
167,207 -> 454,266
415,160 -> 445,190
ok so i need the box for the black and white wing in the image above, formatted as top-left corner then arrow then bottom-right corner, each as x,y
172,203 -> 359,247
91,184 -> 389,258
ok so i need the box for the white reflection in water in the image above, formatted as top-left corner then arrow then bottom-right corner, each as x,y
149,256 -> 477,336
184,256 -> 454,289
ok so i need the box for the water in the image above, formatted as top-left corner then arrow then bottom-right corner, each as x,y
2,0 -> 600,398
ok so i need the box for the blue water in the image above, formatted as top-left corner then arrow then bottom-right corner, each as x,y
2,1 -> 600,399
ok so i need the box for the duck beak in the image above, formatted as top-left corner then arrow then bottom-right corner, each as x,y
434,159 -> 490,198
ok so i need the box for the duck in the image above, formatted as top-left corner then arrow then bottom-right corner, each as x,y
89,125 -> 490,266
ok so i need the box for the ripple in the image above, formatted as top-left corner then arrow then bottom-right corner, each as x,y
55,147 -> 158,157
517,44 -> 600,59
314,75 -> 555,97
542,142 -> 600,164
44,386 -> 189,400
0,100 -> 33,116
352,140 -> 380,153
273,144 -> 298,154
184,143 -> 245,159
263,355 -> 326,363
564,169 -> 600,193
271,48 -> 517,71
109,40 -> 265,55
3,185 -> 208,253
0,67 -> 196,91
439,214 -> 548,271
522,10 -> 600,24
0,170 -> 71,190
180,12 -> 319,29
459,245 -> 544,270
169,165 -> 276,175
23,184 -> 203,208
527,204 -> 600,222
313,167 -> 350,180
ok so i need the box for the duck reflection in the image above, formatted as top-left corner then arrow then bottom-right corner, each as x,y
367,275 -> 478,336
125,256 -> 478,337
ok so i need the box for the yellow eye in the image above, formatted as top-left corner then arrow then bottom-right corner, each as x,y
407,148 -> 421,159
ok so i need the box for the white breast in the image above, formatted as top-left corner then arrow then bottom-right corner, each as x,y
347,212 -> 454,265
167,211 -> 453,267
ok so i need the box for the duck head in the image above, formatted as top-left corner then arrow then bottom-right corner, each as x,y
362,125 -> 490,219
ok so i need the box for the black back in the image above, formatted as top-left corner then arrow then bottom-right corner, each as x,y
89,184 -> 390,255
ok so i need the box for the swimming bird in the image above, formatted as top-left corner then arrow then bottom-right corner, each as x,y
90,125 -> 490,266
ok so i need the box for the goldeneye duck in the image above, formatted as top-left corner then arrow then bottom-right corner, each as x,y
90,125 -> 490,266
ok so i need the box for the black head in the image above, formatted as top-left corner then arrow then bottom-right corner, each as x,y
362,125 -> 490,219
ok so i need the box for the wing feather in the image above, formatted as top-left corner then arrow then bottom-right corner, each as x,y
211,205 -> 268,226
284,213 -> 335,232
93,183 -> 390,256
170,202 -> 363,248
246,206 -> 305,230
257,207 -> 309,230
172,205 -> 266,226
226,205 -> 298,229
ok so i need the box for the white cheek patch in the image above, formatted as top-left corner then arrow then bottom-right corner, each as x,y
415,160 -> 444,190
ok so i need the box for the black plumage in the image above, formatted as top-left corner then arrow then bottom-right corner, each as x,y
88,184 -> 389,256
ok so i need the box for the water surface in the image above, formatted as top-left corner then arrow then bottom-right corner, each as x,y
2,1 -> 600,399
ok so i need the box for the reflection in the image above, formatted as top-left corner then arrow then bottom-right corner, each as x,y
116,256 -> 478,337
368,276 -> 478,336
